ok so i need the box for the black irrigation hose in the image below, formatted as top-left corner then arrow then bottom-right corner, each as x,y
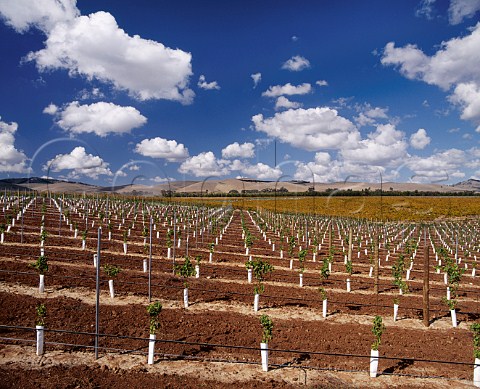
0,324 -> 476,368
2,233 -> 476,266
0,268 -> 478,316
4,249 -> 480,298
0,259 -> 476,303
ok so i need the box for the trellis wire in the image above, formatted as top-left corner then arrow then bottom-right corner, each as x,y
0,323 -> 476,386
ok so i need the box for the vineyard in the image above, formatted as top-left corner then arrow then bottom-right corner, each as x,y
183,195 -> 480,221
1,193 -> 480,387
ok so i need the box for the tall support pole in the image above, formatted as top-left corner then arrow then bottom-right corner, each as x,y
305,219 -> 309,248
347,227 -> 353,263
95,227 -> 101,359
186,212 -> 190,258
148,216 -> 152,303
455,232 -> 459,264
172,207 -> 176,275
423,226 -> 430,327
20,193 -> 24,244
374,227 -> 379,294
58,200 -> 62,237
106,195 -> 109,221
328,221 -> 332,255
195,206 -> 199,248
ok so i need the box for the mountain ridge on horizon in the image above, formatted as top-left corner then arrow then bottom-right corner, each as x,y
1,177 -> 479,195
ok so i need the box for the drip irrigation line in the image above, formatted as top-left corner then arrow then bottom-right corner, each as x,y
274,362 -> 471,384
4,242 -> 480,283
2,252 -> 480,301
0,325 -> 476,369
0,268 -> 477,315
0,271 -> 468,312
3,238 -> 480,272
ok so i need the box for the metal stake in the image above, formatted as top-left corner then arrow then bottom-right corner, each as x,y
95,227 -> 101,359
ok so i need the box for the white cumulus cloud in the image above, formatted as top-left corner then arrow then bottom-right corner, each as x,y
381,22 -> 480,130
231,160 -> 281,180
381,23 -> 480,90
197,75 -> 220,90
294,152 -> 339,182
410,128 -> 431,149
252,107 -> 358,151
0,0 -> 79,33
221,142 -> 255,159
262,83 -> 312,98
20,11 -> 193,103
0,117 -> 29,173
449,82 -> 480,131
275,96 -> 302,110
364,106 -> 389,119
134,137 -> 189,162
448,0 -> 480,25
151,176 -> 174,183
78,87 -> 104,100
42,103 -> 58,115
340,124 -> 408,166
316,80 -> 328,87
354,105 -> 389,127
178,151 -> 229,177
406,148 -> 467,182
415,0 -> 437,20
281,55 -> 311,72
43,146 -> 112,179
45,101 -> 147,137
251,72 -> 261,88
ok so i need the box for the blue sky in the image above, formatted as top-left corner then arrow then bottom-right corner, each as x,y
1,0 -> 480,187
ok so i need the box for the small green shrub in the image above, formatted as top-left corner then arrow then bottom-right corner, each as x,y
471,323 -> 480,359
442,296 -> 457,311
320,257 -> 330,281
175,256 -> 196,288
371,316 -> 385,351
31,255 -> 48,275
103,264 -> 121,278
298,249 -> 307,273
260,314 -> 273,343
318,287 -> 327,300
36,303 -> 47,326
345,260 -> 353,276
146,302 -> 162,335
250,258 -> 273,295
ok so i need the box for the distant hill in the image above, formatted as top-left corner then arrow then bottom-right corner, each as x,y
0,181 -> 28,192
0,177 -> 478,196
0,177 -> 98,194
451,179 -> 480,192
2,177 -> 62,185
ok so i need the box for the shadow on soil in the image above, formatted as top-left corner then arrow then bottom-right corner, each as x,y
382,358 -> 414,374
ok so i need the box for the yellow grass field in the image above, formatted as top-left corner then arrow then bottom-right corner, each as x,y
175,196 -> 480,222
